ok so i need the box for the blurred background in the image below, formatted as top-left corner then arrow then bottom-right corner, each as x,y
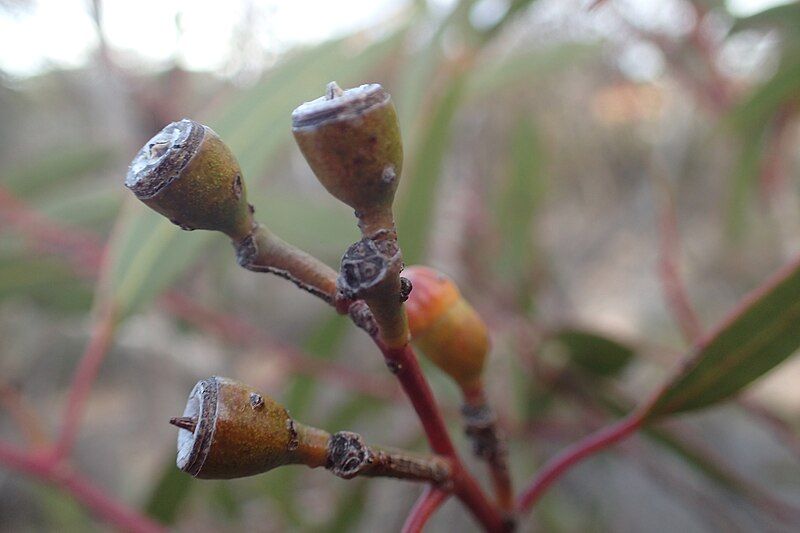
1,0 -> 800,530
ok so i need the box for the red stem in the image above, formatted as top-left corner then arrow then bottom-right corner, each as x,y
53,304 -> 117,461
758,103 -> 795,202
162,293 -> 400,400
0,188 -> 102,274
0,441 -> 164,533
517,413 -> 644,513
402,486 -> 450,533
0,187 -> 504,530
380,343 -> 506,531
657,189 -> 703,342
0,187 -> 399,402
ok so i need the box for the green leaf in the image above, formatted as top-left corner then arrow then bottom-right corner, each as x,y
725,56 -> 800,235
494,116 -> 545,311
30,483 -> 93,530
397,73 -> 469,263
643,257 -> 800,419
0,256 -> 92,312
4,145 -> 116,198
731,3 -> 800,34
727,58 -> 800,135
34,182 -> 122,229
143,458 -> 193,525
551,329 -> 635,377
726,120 -> 767,237
466,44 -> 596,100
103,199 -> 213,317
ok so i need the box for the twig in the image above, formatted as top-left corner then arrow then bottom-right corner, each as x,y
0,189 -> 505,529
608,2 -> 730,115
516,413 -> 644,513
461,389 -> 513,513
0,383 -> 50,448
53,302 -> 117,461
0,441 -> 164,533
655,179 -> 703,342
402,486 -> 450,533
375,341 -> 506,531
161,293 -> 400,401
758,103 -> 796,202
0,188 -> 102,274
0,186 -> 400,401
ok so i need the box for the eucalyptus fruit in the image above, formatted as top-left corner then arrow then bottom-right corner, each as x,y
292,82 -> 402,237
126,119 -> 253,240
172,377 -> 450,483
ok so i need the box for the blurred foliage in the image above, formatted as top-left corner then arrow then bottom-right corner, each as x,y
2,0 -> 800,531
550,329 -> 635,377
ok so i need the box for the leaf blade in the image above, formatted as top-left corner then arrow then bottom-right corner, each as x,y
643,256 -> 800,419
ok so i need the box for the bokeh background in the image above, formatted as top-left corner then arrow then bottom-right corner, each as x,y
2,0 -> 800,531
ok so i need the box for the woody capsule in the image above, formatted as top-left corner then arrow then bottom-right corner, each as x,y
292,82 -> 409,348
292,82 -> 403,238
171,376 -> 450,483
125,119 -> 341,304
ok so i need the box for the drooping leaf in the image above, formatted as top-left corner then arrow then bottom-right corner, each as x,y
726,120 -> 767,237
103,199 -> 213,317
34,182 -> 122,229
321,479 -> 370,533
209,482 -> 241,521
642,256 -> 800,419
725,56 -> 800,235
466,44 -> 596,100
0,255 -> 92,312
727,58 -> 800,135
552,329 -> 635,377
397,73 -> 469,263
3,145 -> 116,198
494,115 -> 545,312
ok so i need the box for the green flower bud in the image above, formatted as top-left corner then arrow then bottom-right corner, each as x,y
126,119 -> 253,240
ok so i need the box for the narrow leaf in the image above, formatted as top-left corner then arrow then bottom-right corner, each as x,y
552,329 -> 635,377
103,200 -> 213,317
494,116 -> 545,311
643,256 -> 800,419
397,73 -> 468,263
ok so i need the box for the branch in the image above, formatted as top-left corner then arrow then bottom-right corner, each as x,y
402,486 -> 450,533
161,293 -> 400,401
53,303 -> 117,461
375,341 -> 505,531
0,187 -> 399,401
517,413 -> 644,513
0,383 -> 50,447
656,182 -> 703,342
0,441 -> 164,533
